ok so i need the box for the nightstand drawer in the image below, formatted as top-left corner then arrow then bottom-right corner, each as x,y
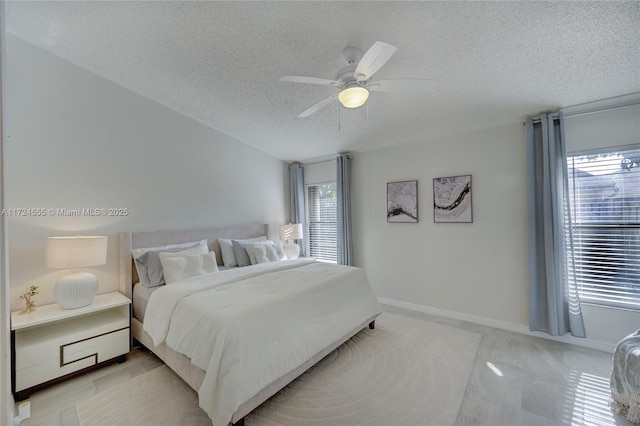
16,330 -> 130,391
15,309 -> 128,370
62,328 -> 129,365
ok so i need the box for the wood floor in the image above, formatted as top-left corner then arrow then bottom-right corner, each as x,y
17,305 -> 632,426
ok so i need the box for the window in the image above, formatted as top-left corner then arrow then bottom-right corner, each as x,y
306,183 -> 337,262
567,146 -> 640,309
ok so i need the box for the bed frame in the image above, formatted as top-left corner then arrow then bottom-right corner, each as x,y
118,223 -> 376,426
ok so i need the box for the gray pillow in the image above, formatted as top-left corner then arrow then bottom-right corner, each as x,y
232,240 -> 251,267
137,244 -> 200,288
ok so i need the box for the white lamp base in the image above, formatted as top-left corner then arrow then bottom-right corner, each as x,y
54,272 -> 98,309
283,242 -> 300,260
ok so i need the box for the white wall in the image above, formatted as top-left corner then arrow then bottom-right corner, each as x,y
352,123 -> 530,326
1,4 -> 15,423
353,108 -> 640,346
4,35 -> 288,310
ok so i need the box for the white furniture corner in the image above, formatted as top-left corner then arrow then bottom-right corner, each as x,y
11,292 -> 131,400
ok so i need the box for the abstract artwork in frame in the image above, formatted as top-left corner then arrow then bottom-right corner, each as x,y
387,180 -> 418,223
433,175 -> 472,223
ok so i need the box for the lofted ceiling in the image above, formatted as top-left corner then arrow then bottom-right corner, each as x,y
5,1 -> 640,162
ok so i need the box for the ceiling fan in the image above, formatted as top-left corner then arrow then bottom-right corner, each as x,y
279,41 -> 435,118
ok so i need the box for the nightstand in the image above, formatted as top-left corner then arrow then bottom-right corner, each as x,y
11,292 -> 131,400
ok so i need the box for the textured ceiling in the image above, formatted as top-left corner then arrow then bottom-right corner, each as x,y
6,1 -> 640,162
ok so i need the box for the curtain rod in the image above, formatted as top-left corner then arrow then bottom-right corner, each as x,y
302,158 -> 336,166
528,113 -> 559,124
526,102 -> 639,125
288,154 -> 352,168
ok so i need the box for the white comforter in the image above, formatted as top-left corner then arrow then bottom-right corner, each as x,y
143,259 -> 382,426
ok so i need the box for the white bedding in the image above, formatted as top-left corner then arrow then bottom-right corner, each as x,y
143,258 -> 381,426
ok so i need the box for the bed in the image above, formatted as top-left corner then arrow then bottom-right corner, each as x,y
118,224 -> 382,426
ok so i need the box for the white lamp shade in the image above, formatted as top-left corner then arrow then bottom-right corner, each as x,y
338,86 -> 369,108
279,224 -> 303,241
46,236 -> 107,269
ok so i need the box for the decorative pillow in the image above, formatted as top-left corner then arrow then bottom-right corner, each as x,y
245,241 -> 286,264
138,244 -> 208,288
253,245 -> 270,264
253,244 -> 284,264
159,251 -> 219,285
231,240 -> 252,267
132,239 -> 207,287
218,236 -> 267,267
272,242 -> 287,261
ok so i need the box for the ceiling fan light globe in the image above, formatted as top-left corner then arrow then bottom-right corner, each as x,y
338,87 -> 369,108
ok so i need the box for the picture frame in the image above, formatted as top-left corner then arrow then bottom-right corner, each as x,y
433,175 -> 472,223
387,180 -> 418,223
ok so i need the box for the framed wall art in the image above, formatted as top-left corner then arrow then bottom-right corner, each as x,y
433,175 -> 472,223
387,180 -> 418,223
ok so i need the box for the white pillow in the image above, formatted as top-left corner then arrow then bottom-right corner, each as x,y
131,239 -> 207,258
132,239 -> 207,287
159,251 -> 219,285
253,244 -> 284,264
144,244 -> 209,288
246,241 -> 286,264
253,245 -> 270,264
218,236 -> 267,267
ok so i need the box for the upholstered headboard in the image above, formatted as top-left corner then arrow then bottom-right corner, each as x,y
118,223 -> 269,299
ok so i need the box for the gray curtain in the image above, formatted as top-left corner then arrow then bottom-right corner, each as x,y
336,154 -> 353,265
289,163 -> 306,257
526,112 -> 585,337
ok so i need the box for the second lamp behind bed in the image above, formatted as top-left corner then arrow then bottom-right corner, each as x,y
279,223 -> 303,260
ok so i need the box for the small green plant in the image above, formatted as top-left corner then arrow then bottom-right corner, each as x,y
19,285 -> 39,314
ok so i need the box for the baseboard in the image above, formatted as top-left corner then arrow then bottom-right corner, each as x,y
378,297 -> 616,353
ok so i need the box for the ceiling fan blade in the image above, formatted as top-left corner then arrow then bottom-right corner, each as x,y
354,41 -> 397,82
279,76 -> 341,86
297,93 -> 339,118
368,79 -> 436,93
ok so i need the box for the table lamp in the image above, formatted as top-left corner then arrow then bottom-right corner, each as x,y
279,223 -> 303,260
46,235 -> 107,309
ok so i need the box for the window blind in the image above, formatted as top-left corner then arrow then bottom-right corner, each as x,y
306,184 -> 337,263
567,146 -> 640,309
